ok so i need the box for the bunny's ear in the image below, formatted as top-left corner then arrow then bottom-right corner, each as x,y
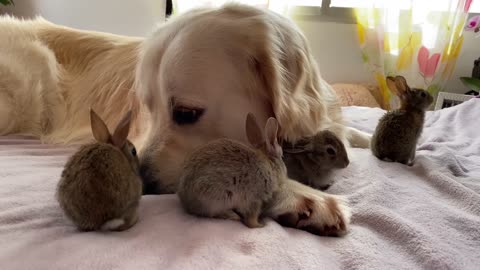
386,76 -> 400,97
90,109 -> 111,143
283,138 -> 309,154
246,113 -> 264,148
283,147 -> 306,154
264,117 -> 282,158
387,76 -> 410,98
394,76 -> 410,94
112,111 -> 132,148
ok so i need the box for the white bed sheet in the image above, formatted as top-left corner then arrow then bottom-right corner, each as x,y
0,99 -> 479,270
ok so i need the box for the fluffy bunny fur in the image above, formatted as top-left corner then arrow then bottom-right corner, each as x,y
177,113 -> 286,228
0,4 -> 365,236
57,110 -> 142,231
283,130 -> 350,190
371,76 -> 434,166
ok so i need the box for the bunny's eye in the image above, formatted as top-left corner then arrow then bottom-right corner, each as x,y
420,92 -> 426,98
326,146 -> 336,156
131,147 -> 137,156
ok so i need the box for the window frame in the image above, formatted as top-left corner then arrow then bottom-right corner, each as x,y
289,0 -> 355,23
289,0 -> 480,24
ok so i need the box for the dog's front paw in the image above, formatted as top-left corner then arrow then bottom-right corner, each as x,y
297,195 -> 350,236
276,195 -> 351,237
267,179 -> 351,236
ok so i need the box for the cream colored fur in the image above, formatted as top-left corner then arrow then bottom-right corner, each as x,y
0,4 -> 371,235
0,15 -> 145,144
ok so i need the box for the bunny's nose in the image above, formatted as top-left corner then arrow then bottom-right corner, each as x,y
341,158 -> 350,168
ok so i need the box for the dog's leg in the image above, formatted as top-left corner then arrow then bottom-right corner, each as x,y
0,60 -> 20,135
266,179 -> 351,237
0,42 -> 63,138
0,91 -> 14,135
346,126 -> 371,149
322,120 -> 370,149
25,40 -> 65,138
0,61 -> 42,136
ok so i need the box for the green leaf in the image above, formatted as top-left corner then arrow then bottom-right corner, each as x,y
460,77 -> 480,91
427,84 -> 442,96
361,51 -> 369,63
0,0 -> 14,6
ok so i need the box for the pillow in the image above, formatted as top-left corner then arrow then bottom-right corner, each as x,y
331,83 -> 380,108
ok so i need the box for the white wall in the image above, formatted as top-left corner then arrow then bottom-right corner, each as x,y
294,20 -> 375,85
1,0 -> 166,37
2,2 -> 478,94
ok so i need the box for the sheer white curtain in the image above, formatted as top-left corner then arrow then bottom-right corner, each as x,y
354,0 -> 472,109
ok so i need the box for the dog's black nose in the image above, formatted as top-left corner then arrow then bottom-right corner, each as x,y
139,163 -> 161,195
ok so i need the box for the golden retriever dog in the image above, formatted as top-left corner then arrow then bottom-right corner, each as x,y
0,4 -> 370,236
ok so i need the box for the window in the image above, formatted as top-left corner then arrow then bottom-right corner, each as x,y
175,0 -> 268,14
471,1 -> 480,13
174,1 -> 480,22
331,0 -> 480,13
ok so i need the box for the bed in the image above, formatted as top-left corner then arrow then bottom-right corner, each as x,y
1,99 -> 479,270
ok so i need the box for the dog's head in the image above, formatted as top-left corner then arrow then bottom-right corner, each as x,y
135,4 -> 334,194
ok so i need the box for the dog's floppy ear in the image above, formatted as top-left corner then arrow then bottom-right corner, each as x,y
135,30 -> 168,111
136,8 -> 213,112
239,13 -> 329,142
245,112 -> 264,148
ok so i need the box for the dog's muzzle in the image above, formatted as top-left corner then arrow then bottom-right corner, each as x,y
139,162 -> 162,195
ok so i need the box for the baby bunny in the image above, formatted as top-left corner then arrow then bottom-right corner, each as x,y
57,109 -> 142,231
177,113 -> 287,228
282,130 -> 349,190
371,76 -> 433,166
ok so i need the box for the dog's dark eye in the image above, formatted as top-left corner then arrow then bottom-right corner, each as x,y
131,147 -> 137,156
172,106 -> 204,125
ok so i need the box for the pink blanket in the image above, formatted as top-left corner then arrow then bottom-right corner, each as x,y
1,99 -> 479,269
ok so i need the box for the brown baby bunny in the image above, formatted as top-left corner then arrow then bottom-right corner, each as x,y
56,109 -> 142,231
371,76 -> 433,166
177,113 -> 287,228
282,130 -> 349,190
